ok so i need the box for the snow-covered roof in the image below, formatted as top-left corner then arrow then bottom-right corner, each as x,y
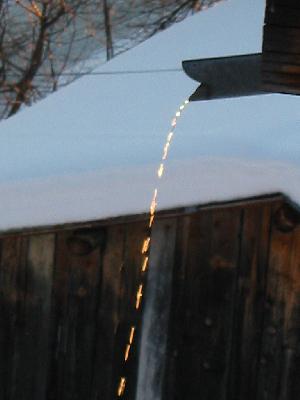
1,0 -> 300,231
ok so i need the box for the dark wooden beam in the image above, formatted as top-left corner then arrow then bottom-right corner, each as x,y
262,0 -> 300,94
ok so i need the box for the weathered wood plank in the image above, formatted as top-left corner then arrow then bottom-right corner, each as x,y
265,6 -> 300,28
47,229 -> 104,400
262,57 -> 300,94
257,205 -> 300,399
136,219 -> 177,400
0,234 -> 55,400
163,215 -> 191,400
166,207 -> 242,400
226,205 -> 272,400
263,61 -> 300,75
263,0 -> 300,93
90,224 -> 125,400
26,234 -> 55,400
90,221 -> 148,400
262,71 -> 300,86
263,52 -> 300,66
0,236 -> 26,400
263,26 -> 300,54
270,0 -> 300,9
2,236 -> 30,400
113,221 -> 149,400
281,229 -> 300,399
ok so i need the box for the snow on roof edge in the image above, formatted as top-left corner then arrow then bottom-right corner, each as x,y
0,157 -> 300,233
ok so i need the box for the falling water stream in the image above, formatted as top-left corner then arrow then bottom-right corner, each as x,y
117,98 -> 190,398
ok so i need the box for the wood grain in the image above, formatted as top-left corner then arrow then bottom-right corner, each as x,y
0,196 -> 300,400
47,229 -> 104,400
226,204 -> 272,400
166,207 -> 242,400
257,204 -> 300,400
263,0 -> 300,93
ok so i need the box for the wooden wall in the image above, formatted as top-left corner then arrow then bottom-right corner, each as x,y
0,195 -> 300,400
0,222 -> 149,400
164,197 -> 300,400
262,0 -> 300,94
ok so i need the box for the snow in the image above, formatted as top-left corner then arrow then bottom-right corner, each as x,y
0,0 -> 300,231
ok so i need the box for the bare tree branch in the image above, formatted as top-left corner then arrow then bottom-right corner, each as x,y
0,0 -> 222,120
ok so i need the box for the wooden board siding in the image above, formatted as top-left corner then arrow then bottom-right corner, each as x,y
227,205 -> 272,400
0,222 -> 148,400
257,210 -> 300,399
262,0 -> 300,94
1,195 -> 300,400
164,198 -> 300,400
165,208 -> 242,400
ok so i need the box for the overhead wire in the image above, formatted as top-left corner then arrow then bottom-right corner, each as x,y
5,68 -> 182,78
